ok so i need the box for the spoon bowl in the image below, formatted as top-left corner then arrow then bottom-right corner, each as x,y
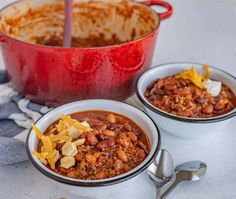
175,161 -> 207,181
161,160 -> 207,199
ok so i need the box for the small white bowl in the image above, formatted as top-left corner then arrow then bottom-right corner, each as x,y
136,62 -> 236,138
26,99 -> 160,198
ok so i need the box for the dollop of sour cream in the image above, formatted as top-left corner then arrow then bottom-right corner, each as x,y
203,79 -> 222,97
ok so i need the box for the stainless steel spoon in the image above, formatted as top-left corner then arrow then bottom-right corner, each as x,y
148,149 -> 175,199
161,161 -> 207,198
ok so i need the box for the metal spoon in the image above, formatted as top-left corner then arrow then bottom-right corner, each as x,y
148,149 -> 175,199
161,161 -> 207,198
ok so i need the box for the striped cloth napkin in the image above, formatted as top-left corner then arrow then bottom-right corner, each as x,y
0,71 -> 51,164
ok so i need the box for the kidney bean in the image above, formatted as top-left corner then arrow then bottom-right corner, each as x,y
96,124 -> 107,131
150,87 -> 157,95
96,138 -> 115,150
88,119 -> 103,126
156,89 -> 165,96
124,122 -> 132,131
97,134 -> 110,141
107,123 -> 116,131
103,130 -> 115,137
85,154 -> 97,164
190,106 -> 202,116
114,124 -> 124,132
107,124 -> 123,132
107,114 -> 116,123
95,170 -> 106,179
193,87 -> 202,96
164,83 -> 176,91
91,129 -> 99,135
127,131 -> 138,142
114,159 -> 124,171
88,120 -> 107,131
87,132 -> 98,146
117,150 -> 128,162
80,132 -> 88,139
176,82 -> 181,88
165,77 -> 177,85
137,149 -> 146,160
195,96 -> 208,104
75,152 -> 84,162
123,164 -> 131,172
202,104 -> 214,114
177,110 -> 190,117
215,103 -> 225,110
156,79 -> 164,89
117,137 -> 131,148
138,141 -> 149,153
134,130 -> 142,137
179,78 -> 187,87
173,87 -> 191,96
215,99 -> 229,110
208,98 -> 215,106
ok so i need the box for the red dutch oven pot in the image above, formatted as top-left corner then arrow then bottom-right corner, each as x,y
0,0 -> 172,107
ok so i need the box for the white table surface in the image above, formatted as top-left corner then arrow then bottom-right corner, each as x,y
0,0 -> 236,199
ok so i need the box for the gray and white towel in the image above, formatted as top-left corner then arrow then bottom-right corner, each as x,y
0,70 -> 142,165
0,71 -> 51,164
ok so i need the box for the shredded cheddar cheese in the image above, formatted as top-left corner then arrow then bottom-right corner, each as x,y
41,136 -> 53,153
203,65 -> 211,79
31,125 -> 57,169
49,134 -> 72,143
56,119 -> 67,132
32,115 -> 92,170
61,115 -> 91,131
32,151 -> 48,159
175,65 -> 211,89
47,150 -> 60,170
32,124 -> 43,139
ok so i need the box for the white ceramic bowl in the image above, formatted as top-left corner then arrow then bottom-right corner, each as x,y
26,99 -> 160,198
136,62 -> 236,138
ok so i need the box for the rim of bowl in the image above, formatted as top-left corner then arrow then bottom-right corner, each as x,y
136,62 -> 236,123
0,0 -> 160,50
26,99 -> 161,187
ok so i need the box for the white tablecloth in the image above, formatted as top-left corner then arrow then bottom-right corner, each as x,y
0,0 -> 236,198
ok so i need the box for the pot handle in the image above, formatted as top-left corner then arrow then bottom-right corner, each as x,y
144,0 -> 173,20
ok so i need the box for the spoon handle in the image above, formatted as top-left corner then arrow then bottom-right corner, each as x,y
156,187 -> 162,199
160,174 -> 181,199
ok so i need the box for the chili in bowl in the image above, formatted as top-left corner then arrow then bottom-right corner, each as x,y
136,62 -> 236,138
26,100 -> 160,197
